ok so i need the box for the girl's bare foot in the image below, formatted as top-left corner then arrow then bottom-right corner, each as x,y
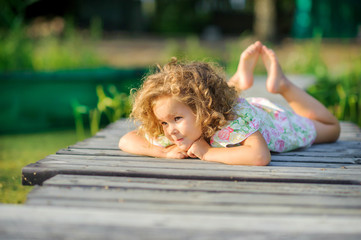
261,45 -> 290,94
229,41 -> 262,91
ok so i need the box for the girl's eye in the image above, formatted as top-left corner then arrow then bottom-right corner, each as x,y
161,122 -> 168,126
175,117 -> 182,122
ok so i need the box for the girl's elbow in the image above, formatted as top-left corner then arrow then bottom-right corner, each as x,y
118,131 -> 135,150
118,136 -> 126,150
253,151 -> 271,166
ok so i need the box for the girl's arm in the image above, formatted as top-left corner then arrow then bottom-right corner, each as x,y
187,131 -> 271,166
119,130 -> 188,159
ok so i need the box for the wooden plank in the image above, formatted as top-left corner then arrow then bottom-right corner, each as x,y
30,153 -> 361,173
42,174 -> 361,197
4,224 -> 356,240
24,175 -> 361,216
48,153 -> 361,169
58,144 -> 361,165
306,141 -> 361,150
30,154 -> 361,174
57,148 -> 134,157
26,195 -> 361,216
1,205 -> 361,240
22,153 -> 361,186
273,149 -> 361,158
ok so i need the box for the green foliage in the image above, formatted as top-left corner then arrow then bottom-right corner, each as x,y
0,0 -> 38,29
165,36 -> 221,62
308,57 -> 361,126
0,18 -> 104,72
153,0 -> 209,35
32,34 -> 102,71
0,27 -> 34,71
282,36 -> 328,76
73,85 -> 132,139
90,16 -> 103,41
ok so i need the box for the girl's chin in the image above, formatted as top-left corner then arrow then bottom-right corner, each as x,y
176,143 -> 191,151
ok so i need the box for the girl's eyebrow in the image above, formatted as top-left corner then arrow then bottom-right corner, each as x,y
156,113 -> 178,122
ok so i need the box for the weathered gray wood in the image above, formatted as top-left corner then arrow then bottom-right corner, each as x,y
9,119 -> 361,239
5,221 -> 357,240
57,148 -> 135,157
338,122 -> 361,141
42,174 -> 361,197
47,150 -> 361,170
41,153 -> 361,171
22,152 -> 361,186
273,148 -> 361,157
41,152 -> 361,170
26,196 -> 361,216
1,205 -> 361,239
25,175 -> 361,216
27,186 -> 361,212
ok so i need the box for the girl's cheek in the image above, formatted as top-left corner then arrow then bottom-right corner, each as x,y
162,127 -> 170,138
164,133 -> 174,143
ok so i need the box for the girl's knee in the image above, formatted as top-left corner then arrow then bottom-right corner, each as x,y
331,121 -> 341,142
313,120 -> 340,143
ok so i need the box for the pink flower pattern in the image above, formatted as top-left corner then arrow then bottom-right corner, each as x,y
274,139 -> 285,152
211,97 -> 317,153
262,129 -> 271,144
274,111 -> 287,121
217,127 -> 234,141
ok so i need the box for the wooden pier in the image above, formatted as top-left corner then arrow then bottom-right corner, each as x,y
1,119 -> 361,239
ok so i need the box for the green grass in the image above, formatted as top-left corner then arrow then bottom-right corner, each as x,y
0,129 -> 88,204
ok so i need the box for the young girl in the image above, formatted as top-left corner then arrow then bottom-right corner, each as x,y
118,41 -> 340,166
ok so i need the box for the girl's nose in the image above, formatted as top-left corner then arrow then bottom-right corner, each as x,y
168,124 -> 178,135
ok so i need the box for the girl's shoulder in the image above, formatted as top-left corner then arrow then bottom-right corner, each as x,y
210,97 -> 261,148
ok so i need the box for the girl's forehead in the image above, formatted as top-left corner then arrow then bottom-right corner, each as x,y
153,96 -> 179,111
153,95 -> 178,106
153,96 -> 190,118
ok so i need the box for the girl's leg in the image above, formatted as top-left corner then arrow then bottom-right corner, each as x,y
228,41 -> 262,92
261,45 -> 340,143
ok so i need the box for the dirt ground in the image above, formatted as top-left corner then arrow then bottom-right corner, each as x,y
96,35 -> 361,76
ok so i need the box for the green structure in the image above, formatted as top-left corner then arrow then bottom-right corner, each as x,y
0,68 -> 146,134
293,0 -> 361,38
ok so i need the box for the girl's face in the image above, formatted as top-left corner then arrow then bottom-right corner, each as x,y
153,96 -> 202,151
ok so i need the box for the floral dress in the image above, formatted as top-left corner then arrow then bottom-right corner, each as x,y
149,97 -> 317,153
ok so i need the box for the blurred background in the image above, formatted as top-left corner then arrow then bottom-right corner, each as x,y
1,0 -> 361,203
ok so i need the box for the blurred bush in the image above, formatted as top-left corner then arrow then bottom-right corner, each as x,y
73,85 -> 132,140
0,17 -> 104,72
165,36 -> 221,62
307,57 -> 361,127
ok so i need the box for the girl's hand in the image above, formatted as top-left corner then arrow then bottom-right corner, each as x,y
164,145 -> 189,159
187,138 -> 210,160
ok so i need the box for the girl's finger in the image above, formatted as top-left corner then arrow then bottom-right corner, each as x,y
187,150 -> 197,158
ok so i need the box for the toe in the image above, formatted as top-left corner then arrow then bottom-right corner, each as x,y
254,41 -> 262,50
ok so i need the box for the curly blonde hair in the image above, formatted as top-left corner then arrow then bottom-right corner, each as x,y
131,58 -> 239,141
